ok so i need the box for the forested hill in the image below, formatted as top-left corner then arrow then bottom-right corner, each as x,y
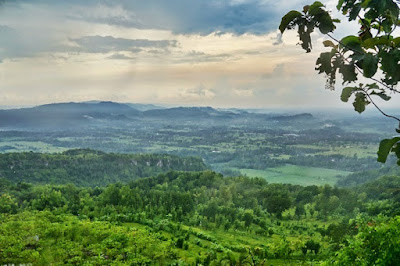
0,149 -> 207,186
1,171 -> 399,264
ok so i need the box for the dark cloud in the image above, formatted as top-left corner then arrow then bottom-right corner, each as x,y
1,0 -> 311,35
110,0 -> 281,35
0,27 -> 176,60
95,0 -> 312,35
70,35 -> 177,53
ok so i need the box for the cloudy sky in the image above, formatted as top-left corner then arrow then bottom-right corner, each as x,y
0,0 -> 397,109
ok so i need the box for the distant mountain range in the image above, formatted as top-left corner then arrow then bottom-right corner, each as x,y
0,101 -> 314,130
83,101 -> 165,112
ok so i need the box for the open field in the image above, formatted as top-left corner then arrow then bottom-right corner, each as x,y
227,164 -> 351,186
0,141 -> 67,153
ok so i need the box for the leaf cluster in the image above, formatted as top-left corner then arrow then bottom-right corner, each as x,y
279,0 -> 400,165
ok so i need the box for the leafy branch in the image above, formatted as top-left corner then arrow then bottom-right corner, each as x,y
279,0 -> 400,165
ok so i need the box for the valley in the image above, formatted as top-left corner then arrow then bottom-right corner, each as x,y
0,102 -> 399,265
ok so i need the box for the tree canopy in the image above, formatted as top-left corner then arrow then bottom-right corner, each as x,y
279,0 -> 400,165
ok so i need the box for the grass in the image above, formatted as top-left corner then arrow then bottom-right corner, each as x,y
315,144 -> 378,158
232,165 -> 351,186
0,141 -> 67,153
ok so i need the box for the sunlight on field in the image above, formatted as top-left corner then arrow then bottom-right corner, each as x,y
235,165 -> 351,186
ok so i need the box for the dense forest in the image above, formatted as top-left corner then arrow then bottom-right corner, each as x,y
0,149 -> 206,186
1,166 -> 399,264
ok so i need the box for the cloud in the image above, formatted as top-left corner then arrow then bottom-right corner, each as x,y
70,35 -> 177,54
0,25 -> 47,60
0,0 -> 312,63
272,32 -> 283,45
107,53 -> 135,60
175,50 -> 233,64
234,87 -> 254,97
69,3 -> 146,29
7,0 -> 310,35
262,63 -> 286,79
179,84 -> 216,100
103,0 -> 310,35
112,0 -> 283,35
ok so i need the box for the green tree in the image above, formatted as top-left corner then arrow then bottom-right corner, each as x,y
243,209 -> 254,228
331,216 -> 400,265
279,0 -> 400,165
0,193 -> 17,214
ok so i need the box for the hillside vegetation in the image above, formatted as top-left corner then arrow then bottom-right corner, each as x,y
1,169 -> 399,264
0,149 -> 206,186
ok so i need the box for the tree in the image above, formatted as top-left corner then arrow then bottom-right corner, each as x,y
243,209 -> 254,228
332,216 -> 400,265
279,0 -> 400,165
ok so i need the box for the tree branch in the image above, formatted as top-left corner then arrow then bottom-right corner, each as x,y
326,33 -> 400,94
362,88 -> 400,123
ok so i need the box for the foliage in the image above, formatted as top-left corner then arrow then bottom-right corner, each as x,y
330,215 -> 400,265
1,168 -> 400,264
279,0 -> 400,165
0,149 -> 206,186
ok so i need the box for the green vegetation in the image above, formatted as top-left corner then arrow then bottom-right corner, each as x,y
232,165 -> 350,186
280,0 -> 400,164
0,149 -> 206,186
1,168 -> 400,264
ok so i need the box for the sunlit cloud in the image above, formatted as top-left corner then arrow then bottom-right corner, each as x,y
0,0 -> 397,109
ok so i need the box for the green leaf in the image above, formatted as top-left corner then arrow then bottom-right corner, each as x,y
318,12 -> 336,34
349,3 -> 362,21
341,87 -> 358,102
370,91 -> 391,101
279,10 -> 302,33
377,137 -> 400,163
309,1 -> 324,12
353,92 -> 369,113
393,145 -> 400,165
336,0 -> 344,10
362,53 -> 379,78
340,36 -> 362,53
393,37 -> 400,47
362,37 -> 391,49
361,0 -> 372,8
365,83 -> 380,90
339,64 -> 357,84
380,49 -> 400,85
315,52 -> 332,74
298,23 -> 314,52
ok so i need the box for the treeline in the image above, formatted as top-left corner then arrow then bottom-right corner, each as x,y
0,149 -> 207,186
217,153 -> 380,172
1,171 -> 400,264
337,162 -> 400,187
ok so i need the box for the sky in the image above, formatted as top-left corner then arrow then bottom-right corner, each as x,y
0,0 -> 398,109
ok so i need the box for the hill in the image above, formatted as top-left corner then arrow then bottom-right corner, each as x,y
0,101 -> 140,129
0,149 -> 207,186
143,106 -> 236,119
270,113 -> 314,121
